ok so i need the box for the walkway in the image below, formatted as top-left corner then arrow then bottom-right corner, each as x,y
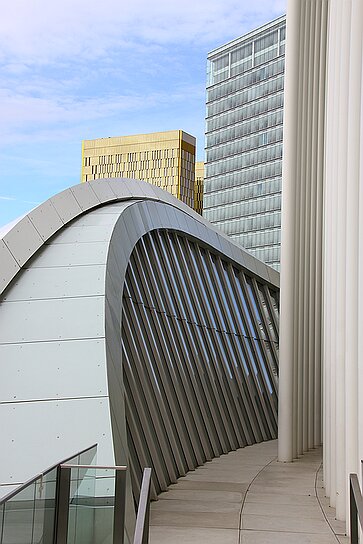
149,440 -> 348,544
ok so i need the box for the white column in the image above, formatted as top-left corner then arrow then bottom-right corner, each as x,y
306,1 -> 318,451
334,0 -> 350,519
301,0 -> 311,454
358,3 -> 363,501
324,0 -> 340,506
314,0 -> 327,449
278,0 -> 302,462
279,0 -> 327,462
345,0 -> 362,531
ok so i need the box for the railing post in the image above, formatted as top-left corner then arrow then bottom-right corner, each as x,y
350,475 -> 359,544
113,469 -> 127,544
141,473 -> 151,544
133,468 -> 152,544
54,466 -> 71,544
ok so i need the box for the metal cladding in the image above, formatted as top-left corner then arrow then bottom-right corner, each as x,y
0,179 -> 279,511
122,229 -> 279,500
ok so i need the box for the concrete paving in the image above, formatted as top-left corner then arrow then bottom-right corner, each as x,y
149,440 -> 347,544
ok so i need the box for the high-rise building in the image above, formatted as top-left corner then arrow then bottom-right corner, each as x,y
81,130 -> 199,212
203,16 -> 286,270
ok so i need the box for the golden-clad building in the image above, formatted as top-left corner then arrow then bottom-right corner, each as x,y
195,161 -> 204,216
81,130 -> 199,212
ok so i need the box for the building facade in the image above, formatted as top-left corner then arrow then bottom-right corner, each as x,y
81,130 -> 199,212
203,16 -> 285,270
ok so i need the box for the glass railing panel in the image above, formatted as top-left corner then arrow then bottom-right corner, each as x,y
79,447 -> 97,467
64,444 -> 98,543
63,444 -> 97,471
67,466 -> 115,544
67,465 -> 92,544
1,481 -> 36,544
32,468 -> 57,544
93,470 -> 115,544
0,444 -> 98,544
0,503 -> 4,542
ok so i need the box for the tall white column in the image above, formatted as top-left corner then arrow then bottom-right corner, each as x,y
345,0 -> 362,531
301,0 -> 311,454
278,0 -> 302,462
324,0 -> 340,505
279,0 -> 327,463
335,0 -> 350,517
357,2 -> 363,503
314,0 -> 327,449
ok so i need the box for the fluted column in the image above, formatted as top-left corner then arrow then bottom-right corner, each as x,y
279,0 -> 327,463
356,0 -> 363,517
278,0 -> 302,462
345,0 -> 362,532
280,0 -> 363,527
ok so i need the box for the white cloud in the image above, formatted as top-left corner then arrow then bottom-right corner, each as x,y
0,0 -> 285,64
0,81 -> 205,144
0,0 -> 285,143
0,0 -> 286,225
0,195 -> 38,204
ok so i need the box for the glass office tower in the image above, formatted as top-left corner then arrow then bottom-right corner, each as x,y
203,16 -> 285,270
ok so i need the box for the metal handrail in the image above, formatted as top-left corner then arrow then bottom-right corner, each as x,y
350,462 -> 363,543
133,468 -> 152,544
60,464 -> 127,470
0,443 -> 97,505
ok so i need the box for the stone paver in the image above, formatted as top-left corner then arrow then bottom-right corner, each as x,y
149,526 -> 239,544
149,440 -> 347,544
240,531 -> 340,543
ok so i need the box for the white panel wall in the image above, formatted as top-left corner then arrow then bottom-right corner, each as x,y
1,398 -> 114,485
0,207 -> 126,490
0,340 -> 108,402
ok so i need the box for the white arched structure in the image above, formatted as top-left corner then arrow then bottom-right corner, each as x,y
0,178 -> 280,535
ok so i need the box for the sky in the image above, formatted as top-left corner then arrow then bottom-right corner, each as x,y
0,0 -> 285,227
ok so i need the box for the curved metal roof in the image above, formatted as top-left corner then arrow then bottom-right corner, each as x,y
0,178 -> 279,297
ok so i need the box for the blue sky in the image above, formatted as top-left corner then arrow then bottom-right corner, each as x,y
0,0 -> 285,226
